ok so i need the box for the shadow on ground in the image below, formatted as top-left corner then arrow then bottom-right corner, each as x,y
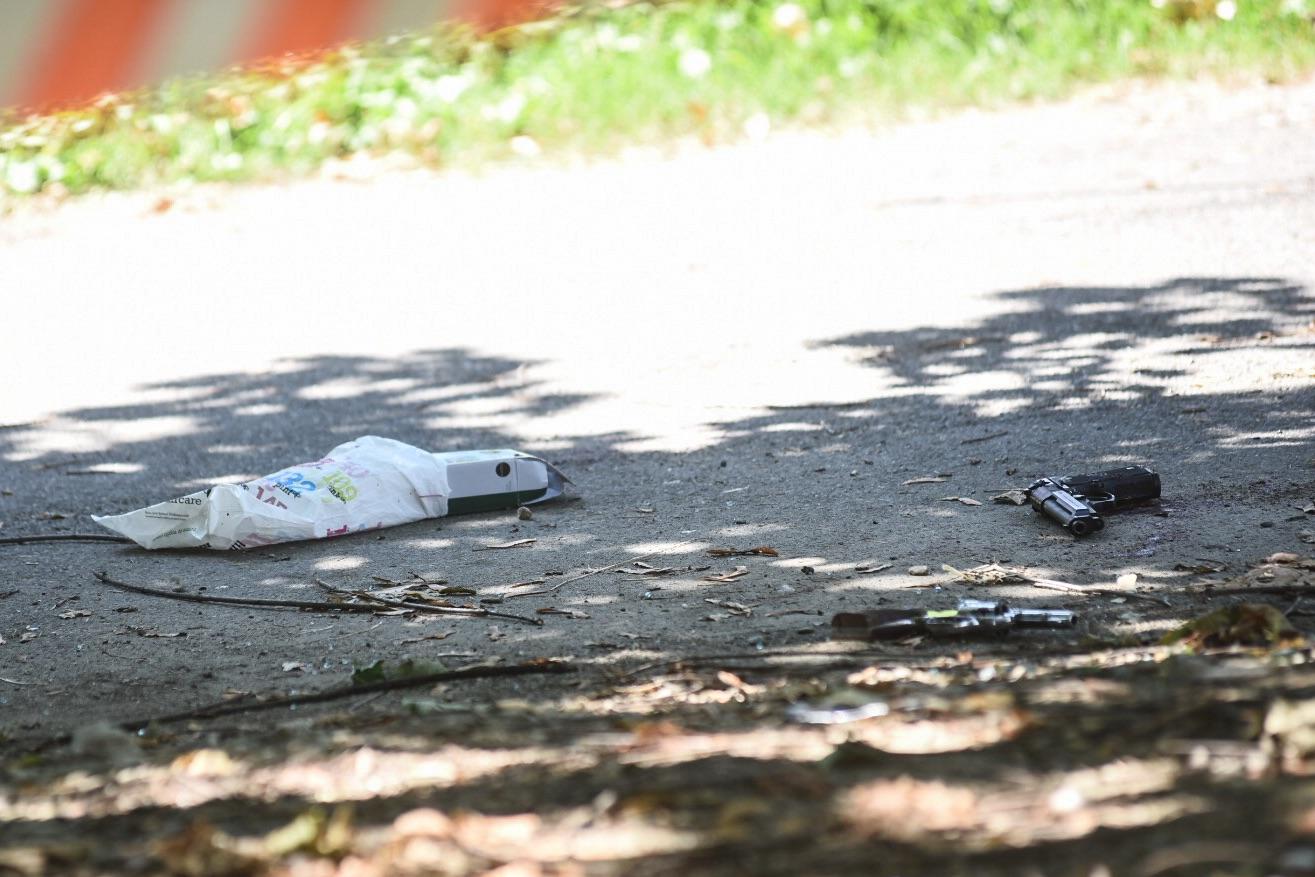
3,277 -> 1315,876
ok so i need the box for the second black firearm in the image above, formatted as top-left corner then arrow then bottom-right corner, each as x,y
832,598 -> 1077,641
1025,465 -> 1161,536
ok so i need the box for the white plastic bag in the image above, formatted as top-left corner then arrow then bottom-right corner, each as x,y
93,435 -> 450,550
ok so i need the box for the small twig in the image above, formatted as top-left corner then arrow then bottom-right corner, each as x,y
314,579 -> 542,626
960,430 -> 1009,444
1029,577 -> 1172,607
507,540 -> 697,599
1284,597 -> 1303,617
0,590 -> 18,600
684,660 -> 865,676
0,533 -> 133,545
370,581 -> 450,597
117,659 -> 575,729
349,691 -> 391,712
616,648 -> 885,681
472,538 -> 536,551
1205,585 -> 1315,597
1135,842 -> 1268,877
342,620 -> 385,638
96,571 -> 383,613
0,677 -> 34,686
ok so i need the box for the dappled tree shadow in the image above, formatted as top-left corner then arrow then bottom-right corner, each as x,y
816,275 -> 1315,421
3,276 -> 1315,875
0,347 -> 598,509
4,645 -> 1315,875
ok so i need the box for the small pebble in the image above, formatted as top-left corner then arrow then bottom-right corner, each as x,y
908,565 -> 930,576
517,506 -> 533,521
801,565 -> 815,575
1259,521 -> 1274,528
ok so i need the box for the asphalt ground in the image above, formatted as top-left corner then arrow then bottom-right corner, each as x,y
1,75 -> 1314,739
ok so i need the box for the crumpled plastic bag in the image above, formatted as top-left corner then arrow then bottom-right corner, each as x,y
93,436 -> 450,550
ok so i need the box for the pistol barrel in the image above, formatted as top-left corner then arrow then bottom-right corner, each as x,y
1010,608 -> 1077,628
1027,479 -> 1105,536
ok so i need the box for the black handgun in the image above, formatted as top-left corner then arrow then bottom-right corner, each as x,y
1025,465 -> 1161,536
832,598 -> 1076,641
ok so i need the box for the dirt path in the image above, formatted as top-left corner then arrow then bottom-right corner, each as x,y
2,76 -> 1315,875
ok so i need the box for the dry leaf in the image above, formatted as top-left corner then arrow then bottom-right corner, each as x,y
0,848 -> 44,876
1173,560 -> 1227,574
855,562 -> 892,574
1116,573 -> 1138,588
992,490 -> 1028,506
127,626 -> 184,638
155,820 -> 258,877
703,566 -> 749,583
20,632 -> 37,642
940,496 -> 982,506
171,749 -> 237,778
392,808 -> 453,839
942,563 -> 1026,585
704,598 -> 752,616
58,609 -> 91,619
707,546 -> 779,558
904,476 -> 949,485
474,539 -> 536,551
282,662 -> 308,673
716,670 -> 747,688
1164,604 -> 1304,651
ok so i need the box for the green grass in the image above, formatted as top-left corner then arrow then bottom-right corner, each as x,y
2,0 -> 1313,197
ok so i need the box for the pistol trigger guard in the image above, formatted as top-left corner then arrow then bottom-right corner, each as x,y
1085,492 -> 1117,513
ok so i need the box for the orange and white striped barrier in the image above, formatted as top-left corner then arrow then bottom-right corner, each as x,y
1,0 -> 542,113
